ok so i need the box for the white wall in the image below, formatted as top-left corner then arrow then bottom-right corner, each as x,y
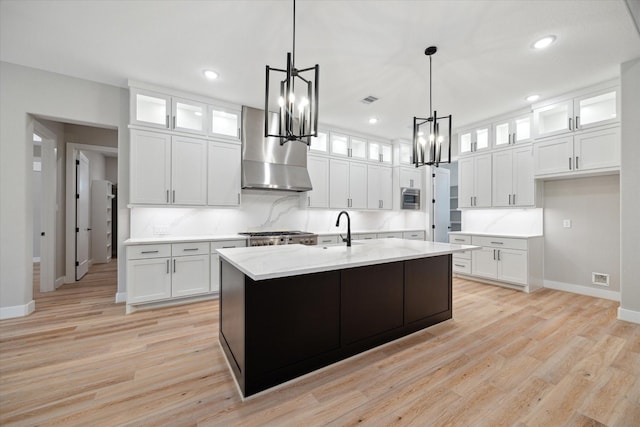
32,158 -> 41,260
620,57 -> 640,322
105,157 -> 118,184
543,176 -> 620,293
0,61 -> 129,316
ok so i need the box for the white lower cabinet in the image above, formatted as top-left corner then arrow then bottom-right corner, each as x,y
171,253 -> 210,298
449,233 -> 543,292
210,239 -> 246,293
402,231 -> 425,240
127,257 -> 172,304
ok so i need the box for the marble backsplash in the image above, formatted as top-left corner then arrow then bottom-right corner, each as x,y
461,208 -> 543,235
130,191 -> 428,238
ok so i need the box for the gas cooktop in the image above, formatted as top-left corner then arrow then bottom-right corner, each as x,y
238,231 -> 317,246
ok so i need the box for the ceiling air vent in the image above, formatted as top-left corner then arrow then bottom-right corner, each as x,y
361,96 -> 379,104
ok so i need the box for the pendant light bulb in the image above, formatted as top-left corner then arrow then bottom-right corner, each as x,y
437,135 -> 444,143
429,133 -> 435,142
288,92 -> 295,103
278,96 -> 285,107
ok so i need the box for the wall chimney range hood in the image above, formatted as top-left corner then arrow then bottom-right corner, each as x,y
241,106 -> 312,192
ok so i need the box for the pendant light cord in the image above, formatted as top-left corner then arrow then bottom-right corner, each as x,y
429,54 -> 432,117
292,0 -> 296,67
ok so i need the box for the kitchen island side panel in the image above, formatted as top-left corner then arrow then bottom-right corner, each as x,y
404,255 -> 452,324
219,259 -> 246,392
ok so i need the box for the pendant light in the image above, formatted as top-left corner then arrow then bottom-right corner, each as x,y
412,46 -> 452,167
265,0 -> 319,145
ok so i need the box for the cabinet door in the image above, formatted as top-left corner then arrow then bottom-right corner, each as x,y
306,155 -> 330,208
130,130 -> 171,204
380,166 -> 392,209
533,136 -> 573,176
471,247 -> 498,279
533,100 -> 573,138
399,143 -> 413,165
497,249 -> 528,285
208,141 -> 241,206
330,133 -> 349,157
399,168 -> 422,190
210,254 -> 220,293
492,150 -> 513,207
380,143 -> 392,164
458,156 -> 475,208
574,88 -> 618,130
127,258 -> 171,303
172,254 -> 210,297
172,97 -> 206,134
513,146 -> 535,206
171,136 -> 207,205
309,131 -> 328,153
329,159 -> 349,208
574,126 -> 620,172
350,137 -> 367,160
367,165 -> 382,209
475,127 -> 491,152
131,89 -> 171,129
514,115 -> 532,143
493,121 -> 511,147
474,154 -> 492,207
209,105 -> 240,140
349,162 -> 368,209
459,131 -> 472,155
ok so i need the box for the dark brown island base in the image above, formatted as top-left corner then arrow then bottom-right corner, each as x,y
218,246 -> 456,398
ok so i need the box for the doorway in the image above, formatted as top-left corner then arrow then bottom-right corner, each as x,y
432,166 -> 451,243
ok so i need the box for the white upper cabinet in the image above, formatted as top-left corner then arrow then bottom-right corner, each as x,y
330,132 -> 367,160
492,145 -> 535,207
209,104 -> 241,141
398,142 -> 414,165
459,124 -> 491,155
399,167 -> 422,190
208,140 -> 241,206
309,131 -> 329,153
493,114 -> 532,147
533,87 -> 619,138
171,136 -> 208,205
368,140 -> 392,164
130,129 -> 172,204
458,153 -> 492,208
329,159 -> 367,209
131,89 -> 172,130
305,155 -> 330,208
367,165 -> 392,210
172,97 -> 207,135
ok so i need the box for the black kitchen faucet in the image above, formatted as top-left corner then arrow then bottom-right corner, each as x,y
335,211 -> 351,247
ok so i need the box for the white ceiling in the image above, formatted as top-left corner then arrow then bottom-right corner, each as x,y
2,0 -> 639,140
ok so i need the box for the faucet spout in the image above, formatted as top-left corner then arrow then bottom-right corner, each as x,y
336,211 -> 352,247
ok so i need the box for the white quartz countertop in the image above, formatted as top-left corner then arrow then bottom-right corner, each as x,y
124,235 -> 247,245
218,238 -> 478,281
448,231 -> 543,239
315,229 -> 425,236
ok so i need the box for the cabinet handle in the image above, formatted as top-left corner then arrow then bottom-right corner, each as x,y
490,241 -> 504,245
575,156 -> 579,170
172,190 -> 176,203
474,196 -> 477,206
379,154 -> 383,162
141,250 -> 159,254
172,116 -> 176,129
166,259 -> 170,274
166,115 -> 169,128
509,194 -> 512,205
173,259 -> 176,273
568,117 -> 573,131
183,248 -> 198,252
575,116 -> 580,129
513,194 -> 516,205
454,238 -> 464,242
497,250 -> 501,261
454,264 -> 466,268
237,193 -> 240,204
308,196 -> 311,207
508,133 -> 512,145
493,249 -> 496,260
569,157 -> 572,170
166,190 -> 169,203
348,148 -> 352,157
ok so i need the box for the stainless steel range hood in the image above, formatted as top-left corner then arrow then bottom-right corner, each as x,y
241,106 -> 312,192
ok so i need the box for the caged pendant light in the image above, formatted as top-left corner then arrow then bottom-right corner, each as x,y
265,0 -> 319,145
412,46 -> 452,167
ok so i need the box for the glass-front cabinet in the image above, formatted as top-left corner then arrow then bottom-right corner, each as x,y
131,89 -> 172,130
209,105 -> 240,140
330,133 -> 367,160
349,137 -> 367,160
309,131 -> 328,153
368,140 -> 392,164
173,97 -> 206,134
459,125 -> 491,155
533,87 -> 618,139
493,114 -> 531,147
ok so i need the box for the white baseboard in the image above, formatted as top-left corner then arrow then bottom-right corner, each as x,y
55,276 -> 65,289
618,307 -> 640,324
33,257 -> 41,263
115,292 -> 127,304
543,280 -> 620,301
0,300 -> 35,319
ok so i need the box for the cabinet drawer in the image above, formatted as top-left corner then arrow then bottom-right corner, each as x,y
317,235 -> 340,245
453,250 -> 472,260
127,244 -> 171,260
377,232 -> 403,239
403,231 -> 425,240
449,234 -> 471,244
353,233 -> 377,241
211,239 -> 247,252
172,242 -> 209,256
471,236 -> 527,250
452,258 -> 471,274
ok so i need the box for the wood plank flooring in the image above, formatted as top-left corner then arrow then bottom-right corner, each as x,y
1,261 -> 639,426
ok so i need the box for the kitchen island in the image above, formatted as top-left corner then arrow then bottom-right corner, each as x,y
217,238 -> 476,398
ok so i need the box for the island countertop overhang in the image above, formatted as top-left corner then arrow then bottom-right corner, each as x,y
217,238 -> 479,281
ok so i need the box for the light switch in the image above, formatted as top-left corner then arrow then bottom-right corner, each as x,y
563,219 -> 571,228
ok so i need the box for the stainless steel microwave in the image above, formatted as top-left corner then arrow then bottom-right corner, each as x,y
401,187 -> 421,210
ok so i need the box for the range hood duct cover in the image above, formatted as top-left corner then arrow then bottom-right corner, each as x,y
241,106 -> 312,192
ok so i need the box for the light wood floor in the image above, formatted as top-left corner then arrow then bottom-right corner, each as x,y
1,263 -> 639,426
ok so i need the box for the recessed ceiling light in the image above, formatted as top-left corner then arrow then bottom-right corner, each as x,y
368,117 -> 378,124
532,35 -> 556,50
525,94 -> 540,102
203,69 -> 219,80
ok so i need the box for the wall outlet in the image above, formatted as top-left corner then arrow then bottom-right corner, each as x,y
592,272 -> 610,286
153,225 -> 169,235
563,219 -> 572,228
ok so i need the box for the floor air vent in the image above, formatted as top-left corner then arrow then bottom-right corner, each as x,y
592,272 -> 610,286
